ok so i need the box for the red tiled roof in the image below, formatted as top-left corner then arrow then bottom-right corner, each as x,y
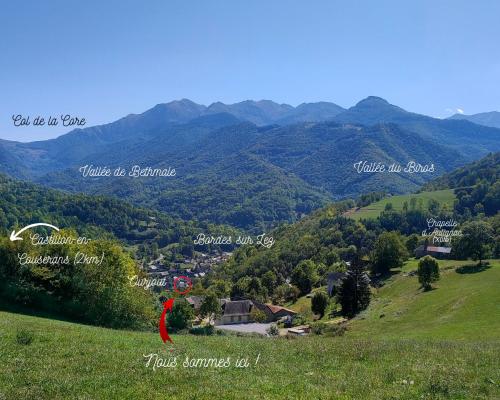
265,304 -> 296,314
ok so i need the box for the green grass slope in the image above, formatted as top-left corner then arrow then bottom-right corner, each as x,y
348,189 -> 455,220
349,259 -> 500,340
1,261 -> 499,399
0,310 -> 498,400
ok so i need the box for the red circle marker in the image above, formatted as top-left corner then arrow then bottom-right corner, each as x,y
173,276 -> 192,295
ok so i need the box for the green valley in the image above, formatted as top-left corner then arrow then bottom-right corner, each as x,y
3,5 -> 500,400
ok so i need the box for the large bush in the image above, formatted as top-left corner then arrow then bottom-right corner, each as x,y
168,300 -> 194,332
417,256 -> 440,291
0,232 -> 156,330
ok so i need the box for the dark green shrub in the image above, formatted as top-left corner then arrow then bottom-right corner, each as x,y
189,325 -> 214,336
311,322 -> 327,335
167,300 -> 194,332
324,323 -> 347,337
311,291 -> 329,318
16,328 -> 34,345
266,324 -> 279,336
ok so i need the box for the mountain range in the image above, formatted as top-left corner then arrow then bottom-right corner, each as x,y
335,97 -> 500,158
1,97 -> 499,232
448,111 -> 500,129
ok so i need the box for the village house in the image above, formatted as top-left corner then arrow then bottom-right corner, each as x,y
214,299 -> 297,325
253,302 -> 297,322
414,243 -> 452,259
186,296 -> 230,312
186,295 -> 205,311
215,300 -> 254,325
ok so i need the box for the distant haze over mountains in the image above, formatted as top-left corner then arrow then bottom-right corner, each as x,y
448,111 -> 500,129
334,96 -> 500,158
71,98 -> 346,136
0,96 -> 499,231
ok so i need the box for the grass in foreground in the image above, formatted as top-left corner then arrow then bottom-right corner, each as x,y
348,189 -> 455,220
1,259 -> 499,399
0,310 -> 499,400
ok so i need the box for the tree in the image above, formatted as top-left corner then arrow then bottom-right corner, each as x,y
199,292 -> 221,324
250,308 -> 267,323
417,256 -> 440,291
427,198 -> 440,215
272,284 -> 300,305
167,300 -> 194,331
179,238 -> 194,257
261,271 -> 277,295
311,291 -> 328,319
458,221 -> 494,265
379,209 -> 406,232
291,260 -> 319,295
405,234 -> 420,254
337,263 -> 371,318
484,181 -> 500,216
371,231 -> 408,274
247,277 -> 268,302
231,276 -> 251,299
0,233 -> 157,330
209,279 -> 231,298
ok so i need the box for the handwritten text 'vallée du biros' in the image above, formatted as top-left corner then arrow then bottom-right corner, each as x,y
79,165 -> 176,178
353,161 -> 435,174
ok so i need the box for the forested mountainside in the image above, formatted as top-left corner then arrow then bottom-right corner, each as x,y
36,121 -> 463,232
1,111 -> 243,176
422,152 -> 499,217
1,100 -> 344,176
0,173 -> 238,255
3,97 -> 498,179
1,97 -> 499,233
334,97 -> 500,158
210,153 -> 500,303
423,152 -> 499,190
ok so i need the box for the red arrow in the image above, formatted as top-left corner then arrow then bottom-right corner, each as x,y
159,298 -> 174,344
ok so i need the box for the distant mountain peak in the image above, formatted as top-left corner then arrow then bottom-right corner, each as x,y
355,96 -> 390,106
170,98 -> 201,105
342,96 -> 407,116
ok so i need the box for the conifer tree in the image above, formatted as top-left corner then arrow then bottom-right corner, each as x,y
337,263 -> 371,318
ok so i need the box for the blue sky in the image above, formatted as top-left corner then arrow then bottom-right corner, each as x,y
1,0 -> 499,142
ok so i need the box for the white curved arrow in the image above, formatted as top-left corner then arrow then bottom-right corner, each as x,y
10,223 -> 60,242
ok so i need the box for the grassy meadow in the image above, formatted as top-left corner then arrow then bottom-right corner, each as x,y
348,189 -> 455,220
350,259 -> 500,340
1,311 -> 499,399
1,259 -> 499,399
